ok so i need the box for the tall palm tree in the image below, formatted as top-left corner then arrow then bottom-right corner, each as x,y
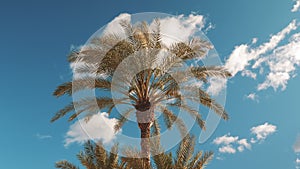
55,136 -> 213,169
52,18 -> 231,167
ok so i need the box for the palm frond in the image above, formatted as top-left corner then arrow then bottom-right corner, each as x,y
97,40 -> 134,75
121,147 -> 144,169
178,104 -> 205,130
193,151 -> 213,169
51,102 -> 74,122
160,106 -> 187,138
51,97 -> 118,122
199,89 -> 229,120
53,78 -> 111,97
191,66 -> 231,83
175,135 -> 195,168
188,37 -> 213,58
107,143 -> 119,169
151,18 -> 162,49
153,152 -> 173,169
77,151 -> 96,169
55,160 -> 79,169
187,151 -> 203,169
95,142 -> 107,168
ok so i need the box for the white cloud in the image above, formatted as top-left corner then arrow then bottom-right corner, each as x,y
225,20 -> 297,77
257,32 -> 300,91
297,158 -> 300,169
238,139 -> 251,150
219,145 -> 236,154
36,133 -> 52,139
213,123 -> 275,154
103,13 -> 131,37
237,146 -> 244,152
157,14 -> 205,46
292,0 -> 300,12
213,134 -> 239,145
241,70 -> 257,79
251,123 -> 277,141
207,78 -> 227,96
216,156 -> 224,160
103,13 -> 205,46
204,22 -> 215,34
225,44 -> 252,77
250,137 -> 257,143
225,20 -> 299,93
237,139 -> 251,152
213,134 -> 250,154
293,135 -> 300,153
246,93 -> 259,101
252,38 -> 258,44
64,112 -> 120,147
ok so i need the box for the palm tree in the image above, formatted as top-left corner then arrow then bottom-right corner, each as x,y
51,18 -> 231,167
55,141 -> 120,169
55,136 -> 213,169
122,135 -> 213,169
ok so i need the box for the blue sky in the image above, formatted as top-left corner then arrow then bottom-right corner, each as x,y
1,0 -> 300,168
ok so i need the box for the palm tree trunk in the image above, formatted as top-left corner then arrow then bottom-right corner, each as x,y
136,108 -> 154,169
139,122 -> 151,168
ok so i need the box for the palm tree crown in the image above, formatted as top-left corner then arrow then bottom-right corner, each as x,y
52,18 -> 231,166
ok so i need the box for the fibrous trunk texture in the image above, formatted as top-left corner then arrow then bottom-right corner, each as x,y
136,107 -> 154,168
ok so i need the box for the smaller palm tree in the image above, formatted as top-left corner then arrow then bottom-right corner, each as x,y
55,141 -> 120,169
55,135 -> 213,169
122,134 -> 213,169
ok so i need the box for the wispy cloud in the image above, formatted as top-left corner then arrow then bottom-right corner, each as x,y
224,19 -> 299,96
246,93 -> 259,101
296,158 -> 300,169
225,19 -> 297,78
213,123 -> 276,154
36,133 -> 52,140
294,135 -> 300,153
64,112 -> 120,147
292,0 -> 300,12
